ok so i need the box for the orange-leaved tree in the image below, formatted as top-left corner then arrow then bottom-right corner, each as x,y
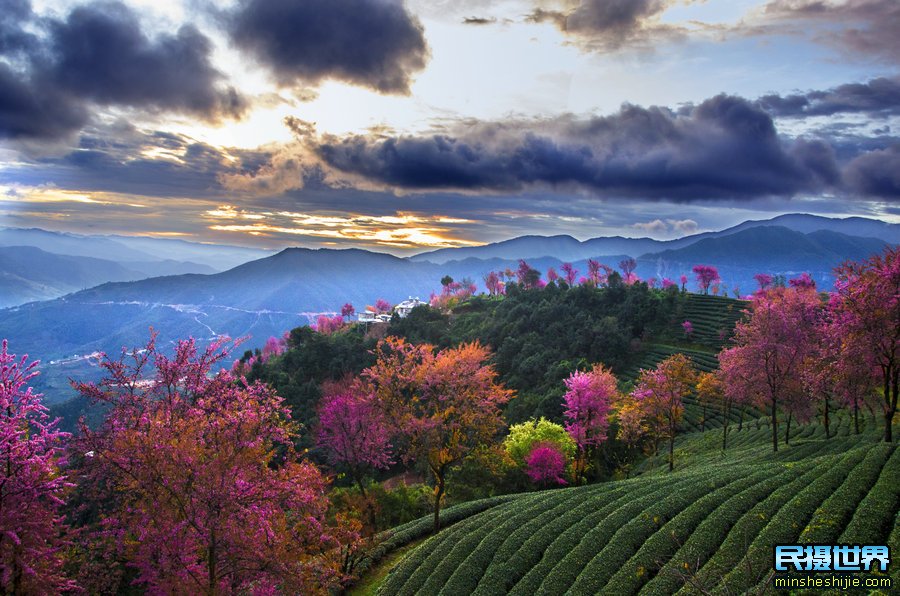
362,337 -> 513,532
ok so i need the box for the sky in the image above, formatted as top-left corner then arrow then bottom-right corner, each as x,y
0,0 -> 898,254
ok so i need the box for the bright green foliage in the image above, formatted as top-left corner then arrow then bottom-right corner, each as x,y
504,417 -> 576,466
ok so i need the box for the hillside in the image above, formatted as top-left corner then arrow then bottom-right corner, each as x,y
367,420 -> 898,595
0,245 -> 216,307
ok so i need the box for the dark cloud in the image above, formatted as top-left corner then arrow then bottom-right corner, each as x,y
311,95 -> 839,200
758,76 -> 900,118
0,0 -> 38,56
527,0 -> 679,49
462,16 -> 497,25
44,3 -> 246,118
844,145 -> 900,199
229,0 -> 428,94
0,62 -> 88,140
763,0 -> 900,61
0,1 -> 246,141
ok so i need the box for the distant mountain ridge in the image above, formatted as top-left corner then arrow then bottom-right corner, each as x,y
411,214 -> 897,264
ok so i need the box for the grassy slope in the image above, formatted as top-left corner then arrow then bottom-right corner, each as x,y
376,418 -> 898,595
351,294 -> 898,594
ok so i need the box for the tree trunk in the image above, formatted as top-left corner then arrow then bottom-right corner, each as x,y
771,400 -> 779,453
433,472 -> 445,533
854,400 -> 860,435
823,397 -> 830,439
738,408 -> 743,431
722,421 -> 729,451
784,411 -> 793,446
208,531 -> 218,596
701,404 -> 706,432
668,430 -> 675,472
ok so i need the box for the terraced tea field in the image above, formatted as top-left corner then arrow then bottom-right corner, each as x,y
370,419 -> 898,595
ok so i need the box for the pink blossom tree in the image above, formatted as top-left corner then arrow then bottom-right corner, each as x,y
789,272 -> 816,290
662,277 -> 676,290
625,354 -> 697,471
692,265 -> 720,295
619,257 -> 637,279
74,335 -> 350,594
483,271 -> 503,296
718,286 -> 823,451
516,260 -> 542,289
0,341 -> 73,594
341,303 -> 356,319
560,263 -> 578,285
374,298 -> 392,314
682,320 -> 694,339
754,273 -> 773,292
524,443 -> 567,487
830,246 -> 900,442
562,364 -> 617,482
546,267 -> 560,283
316,390 -> 393,496
680,274 -> 688,292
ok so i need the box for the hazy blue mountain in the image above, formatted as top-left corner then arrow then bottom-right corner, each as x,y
636,226 -> 888,293
0,245 -> 216,307
0,227 -> 272,271
1,226 -> 891,404
411,214 -> 897,264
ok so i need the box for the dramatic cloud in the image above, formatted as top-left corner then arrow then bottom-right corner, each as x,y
301,95 -> 840,200
758,76 -> 900,118
45,3 -> 246,118
763,0 -> 900,61
527,0 -> 682,49
844,145 -> 900,199
229,0 -> 429,94
0,0 -> 245,141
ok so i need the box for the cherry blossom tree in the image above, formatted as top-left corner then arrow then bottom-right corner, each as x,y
524,443 -> 567,486
696,371 -> 733,449
754,273 -> 773,292
374,298 -> 392,314
74,335 -> 349,594
680,274 -> 688,292
662,277 -> 676,290
619,257 -> 637,279
625,354 -> 698,471
363,338 -> 513,532
830,246 -> 900,442
789,272 -> 816,290
692,265 -> 720,295
682,320 -> 694,339
562,365 -> 617,481
561,263 -> 578,285
0,341 -> 72,594
341,303 -> 356,319
718,286 -> 823,451
316,389 -> 393,496
516,260 -> 542,289
546,267 -> 560,283
483,271 -> 504,296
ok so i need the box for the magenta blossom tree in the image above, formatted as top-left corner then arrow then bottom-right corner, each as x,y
341,303 -> 356,319
692,265 -> 720,295
789,272 -> 816,290
74,335 -> 351,594
374,298 -> 392,314
0,341 -> 73,594
680,274 -> 688,292
561,263 -> 578,285
546,267 -> 560,283
562,364 -> 617,482
316,390 -> 393,496
525,443 -> 567,486
682,320 -> 694,338
754,273 -> 773,292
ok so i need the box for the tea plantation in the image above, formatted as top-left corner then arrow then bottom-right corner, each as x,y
369,417 -> 898,595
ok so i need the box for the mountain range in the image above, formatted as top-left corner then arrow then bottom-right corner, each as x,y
0,214 -> 894,404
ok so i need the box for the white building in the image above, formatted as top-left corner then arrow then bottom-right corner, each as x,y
357,297 -> 427,324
